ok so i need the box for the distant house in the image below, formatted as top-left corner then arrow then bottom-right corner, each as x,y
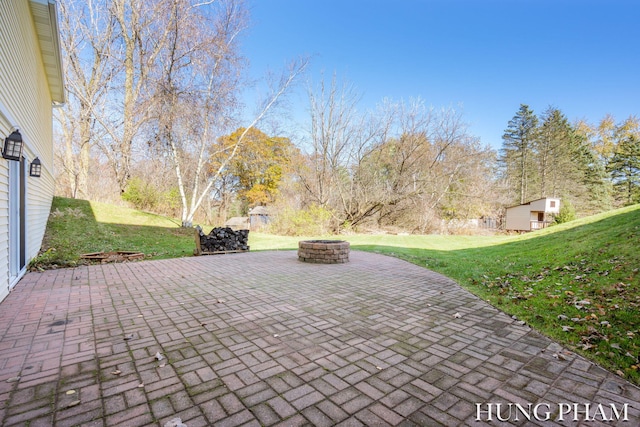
505,198 -> 560,231
248,206 -> 269,230
223,207 -> 270,231
0,1 -> 65,303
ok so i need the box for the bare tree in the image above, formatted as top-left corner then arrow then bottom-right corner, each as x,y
148,0 -> 307,226
295,82 -> 496,232
56,0 -> 116,198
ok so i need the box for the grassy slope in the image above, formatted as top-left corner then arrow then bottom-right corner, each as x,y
36,197 -> 195,267
37,197 -> 640,384
347,206 -> 640,384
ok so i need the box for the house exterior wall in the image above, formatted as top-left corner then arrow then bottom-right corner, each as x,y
0,114 -> 9,303
505,204 -> 532,231
530,197 -> 560,214
0,0 -> 58,301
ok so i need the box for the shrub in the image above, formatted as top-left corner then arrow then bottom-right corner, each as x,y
554,200 -> 577,224
269,204 -> 334,236
121,177 -> 160,211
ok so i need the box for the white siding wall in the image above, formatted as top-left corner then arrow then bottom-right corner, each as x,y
547,198 -> 560,214
0,114 -> 9,302
0,1 -> 55,300
530,198 -> 561,214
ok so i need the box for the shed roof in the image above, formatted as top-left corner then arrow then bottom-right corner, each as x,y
225,217 -> 249,227
249,206 -> 269,215
506,197 -> 560,210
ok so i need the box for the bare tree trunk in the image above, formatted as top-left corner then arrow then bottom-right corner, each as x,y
145,0 -> 307,227
183,58 -> 307,227
56,0 -> 116,199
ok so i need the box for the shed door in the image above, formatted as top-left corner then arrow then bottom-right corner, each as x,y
8,156 -> 27,288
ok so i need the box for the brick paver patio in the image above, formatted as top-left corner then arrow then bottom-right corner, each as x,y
0,251 -> 638,426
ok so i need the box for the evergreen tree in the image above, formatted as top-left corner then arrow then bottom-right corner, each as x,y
574,133 -> 613,214
607,134 -> 640,205
537,107 -> 576,198
500,104 -> 539,204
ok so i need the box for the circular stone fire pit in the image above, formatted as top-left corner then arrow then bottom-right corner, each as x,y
298,240 -> 350,264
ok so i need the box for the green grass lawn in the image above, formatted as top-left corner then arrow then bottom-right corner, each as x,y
37,197 -> 640,385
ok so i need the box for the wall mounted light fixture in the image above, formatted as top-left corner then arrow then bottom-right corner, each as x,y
30,157 -> 42,177
2,130 -> 23,161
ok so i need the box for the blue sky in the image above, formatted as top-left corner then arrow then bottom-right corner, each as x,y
241,0 -> 639,149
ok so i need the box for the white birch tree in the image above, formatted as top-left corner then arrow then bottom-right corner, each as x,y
148,0 -> 307,226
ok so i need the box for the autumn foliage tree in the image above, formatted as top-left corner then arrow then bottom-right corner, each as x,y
210,128 -> 296,215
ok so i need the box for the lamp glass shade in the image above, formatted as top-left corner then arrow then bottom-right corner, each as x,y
2,130 -> 23,161
30,157 -> 42,177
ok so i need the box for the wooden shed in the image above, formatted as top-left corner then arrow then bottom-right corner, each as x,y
505,198 -> 560,231
248,206 -> 269,230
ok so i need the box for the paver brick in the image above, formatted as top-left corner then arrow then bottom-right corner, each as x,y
250,403 -> 280,426
301,405 -> 334,427
0,251 -> 638,426
266,396 -> 297,419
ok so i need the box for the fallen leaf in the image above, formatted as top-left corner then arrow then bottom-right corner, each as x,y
111,370 -> 122,376
574,299 -> 591,310
164,418 -> 187,427
6,376 -> 20,383
138,383 -> 144,388
611,343 -> 621,350
66,400 -> 81,408
158,363 -> 166,368
65,390 -> 76,395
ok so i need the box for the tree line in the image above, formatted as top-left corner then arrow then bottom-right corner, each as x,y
501,104 -> 639,214
54,0 -> 639,234
56,0 -> 306,227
